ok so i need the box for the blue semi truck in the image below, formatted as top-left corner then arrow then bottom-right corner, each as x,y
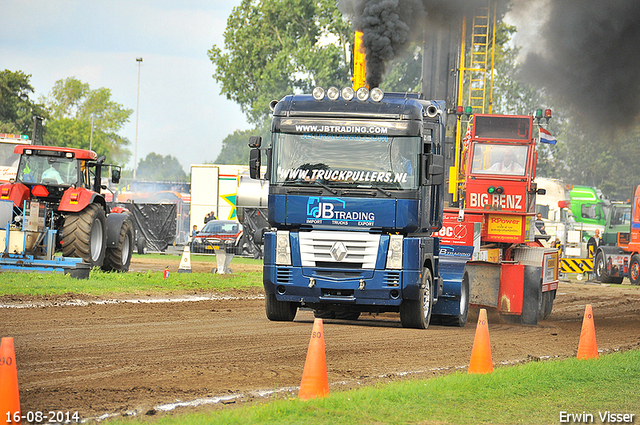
247,86 -> 466,329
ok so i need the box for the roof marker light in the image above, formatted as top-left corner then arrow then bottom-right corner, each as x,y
356,87 -> 369,101
327,86 -> 340,101
370,87 -> 384,102
341,87 -> 355,101
312,87 -> 325,100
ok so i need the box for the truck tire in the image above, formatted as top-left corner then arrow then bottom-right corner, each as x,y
265,293 -> 297,321
450,272 -> 470,327
102,218 -> 134,272
400,267 -> 433,329
539,290 -> 555,321
629,254 -> 640,285
137,236 -> 146,255
62,203 -> 107,268
595,251 -> 624,284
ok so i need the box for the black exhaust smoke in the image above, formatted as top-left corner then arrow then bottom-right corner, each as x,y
339,0 -> 484,88
340,0 -> 640,129
518,1 -> 640,129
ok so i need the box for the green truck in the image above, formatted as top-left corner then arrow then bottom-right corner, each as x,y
569,185 -> 610,235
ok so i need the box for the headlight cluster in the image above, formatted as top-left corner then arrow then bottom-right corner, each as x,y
312,86 -> 384,102
386,234 -> 403,269
276,230 -> 292,265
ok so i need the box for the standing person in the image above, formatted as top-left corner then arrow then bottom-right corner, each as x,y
587,229 -> 601,282
191,225 -> 198,238
535,213 -> 546,235
587,229 -> 601,258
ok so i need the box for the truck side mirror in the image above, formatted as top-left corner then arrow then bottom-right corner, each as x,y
249,149 -> 261,179
111,168 -> 121,184
248,136 -> 262,148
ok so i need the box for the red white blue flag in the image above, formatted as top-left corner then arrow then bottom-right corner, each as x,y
539,127 -> 557,145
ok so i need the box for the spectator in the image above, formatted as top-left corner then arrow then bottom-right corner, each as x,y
204,211 -> 217,224
535,213 -> 546,235
587,229 -> 601,258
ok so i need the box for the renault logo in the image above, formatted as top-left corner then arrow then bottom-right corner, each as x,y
329,242 -> 348,262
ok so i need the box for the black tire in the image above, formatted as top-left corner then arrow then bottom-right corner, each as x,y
137,236 -> 146,255
539,290 -> 556,321
102,218 -> 134,272
62,203 -> 107,268
595,251 -> 624,284
400,267 -> 433,329
449,272 -> 470,327
629,254 -> 640,285
265,293 -> 297,321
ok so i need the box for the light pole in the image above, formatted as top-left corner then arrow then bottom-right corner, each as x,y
133,57 -> 143,180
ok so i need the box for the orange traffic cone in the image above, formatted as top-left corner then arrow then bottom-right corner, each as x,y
577,304 -> 598,359
468,308 -> 494,374
0,337 -> 22,424
298,318 -> 329,400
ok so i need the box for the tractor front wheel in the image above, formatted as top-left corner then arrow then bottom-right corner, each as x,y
62,203 -> 107,268
102,218 -> 134,272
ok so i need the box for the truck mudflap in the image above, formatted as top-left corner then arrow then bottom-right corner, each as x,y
0,254 -> 91,279
465,262 -> 542,325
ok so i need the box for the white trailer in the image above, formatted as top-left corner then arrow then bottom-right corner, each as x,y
0,134 -> 31,183
189,164 -> 248,232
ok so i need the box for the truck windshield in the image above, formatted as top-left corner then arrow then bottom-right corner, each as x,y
470,143 -> 528,176
17,155 -> 78,186
273,133 -> 420,190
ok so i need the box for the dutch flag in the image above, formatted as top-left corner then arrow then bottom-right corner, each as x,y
539,127 -> 557,145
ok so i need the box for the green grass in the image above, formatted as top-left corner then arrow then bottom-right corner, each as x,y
107,349 -> 640,425
0,254 -> 263,296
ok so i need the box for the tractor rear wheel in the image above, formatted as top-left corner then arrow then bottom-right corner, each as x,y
102,218 -> 134,272
62,203 -> 107,268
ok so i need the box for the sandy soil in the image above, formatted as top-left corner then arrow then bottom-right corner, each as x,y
2,257 -> 639,422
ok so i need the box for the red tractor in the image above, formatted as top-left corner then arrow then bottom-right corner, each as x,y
0,145 -> 134,271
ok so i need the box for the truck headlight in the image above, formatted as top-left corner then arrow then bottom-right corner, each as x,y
386,234 -> 403,269
276,230 -> 292,265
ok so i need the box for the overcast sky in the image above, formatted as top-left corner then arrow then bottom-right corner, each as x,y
1,0 -> 251,173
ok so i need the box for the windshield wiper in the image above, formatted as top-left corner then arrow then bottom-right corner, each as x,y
312,180 -> 338,195
372,185 -> 392,197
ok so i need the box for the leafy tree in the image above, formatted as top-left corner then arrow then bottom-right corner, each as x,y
379,44 -> 422,93
0,70 -> 47,135
214,123 -> 270,165
209,0 -> 352,125
42,77 -> 132,164
135,153 -> 187,182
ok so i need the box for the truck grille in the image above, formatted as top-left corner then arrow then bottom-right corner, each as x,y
298,231 -> 380,269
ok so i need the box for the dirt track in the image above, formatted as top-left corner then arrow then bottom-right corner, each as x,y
2,257 -> 640,422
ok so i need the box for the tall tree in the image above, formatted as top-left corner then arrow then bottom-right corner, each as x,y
0,70 -> 47,135
135,153 -> 187,182
209,0 -> 352,125
214,124 -> 270,165
43,77 -> 132,164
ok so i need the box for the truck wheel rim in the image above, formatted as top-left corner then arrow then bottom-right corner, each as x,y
632,263 -> 639,281
422,274 -> 431,320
